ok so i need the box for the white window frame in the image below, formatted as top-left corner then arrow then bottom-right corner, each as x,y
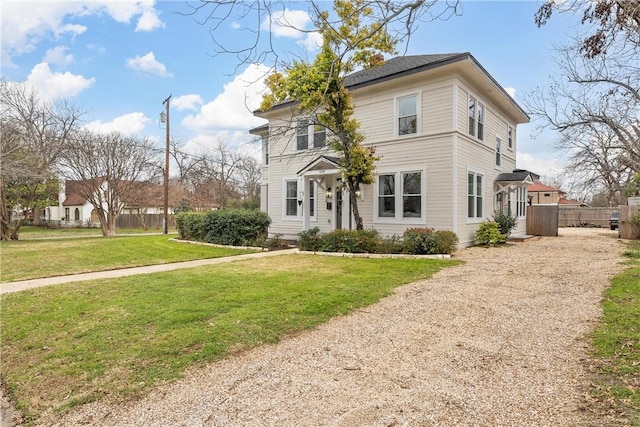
308,180 -> 316,221
507,125 -> 514,150
263,137 -> 269,165
395,93 -> 420,137
468,95 -> 485,141
516,186 -> 527,218
283,178 -> 300,219
467,169 -> 484,223
495,136 -> 502,169
296,121 -> 328,150
374,167 -> 426,223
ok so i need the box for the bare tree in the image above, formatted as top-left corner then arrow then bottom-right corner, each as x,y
60,131 -> 160,236
0,80 -> 83,240
236,155 -> 261,206
535,0 -> 640,58
524,38 -> 640,204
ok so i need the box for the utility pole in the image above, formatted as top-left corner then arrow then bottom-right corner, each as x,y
161,94 -> 171,235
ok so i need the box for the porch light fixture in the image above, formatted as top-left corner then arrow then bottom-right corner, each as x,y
355,189 -> 361,198
326,187 -> 332,199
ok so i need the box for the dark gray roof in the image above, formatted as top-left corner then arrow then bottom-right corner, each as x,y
496,169 -> 539,182
248,123 -> 269,135
297,155 -> 340,175
344,53 -> 468,89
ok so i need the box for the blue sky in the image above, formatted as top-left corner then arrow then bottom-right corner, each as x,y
1,1 -> 582,180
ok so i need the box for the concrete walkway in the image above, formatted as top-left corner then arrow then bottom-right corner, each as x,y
0,249 -> 299,295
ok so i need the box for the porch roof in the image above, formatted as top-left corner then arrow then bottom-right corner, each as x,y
297,155 -> 340,176
495,169 -> 537,194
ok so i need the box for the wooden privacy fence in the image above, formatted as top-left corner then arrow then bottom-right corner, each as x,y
116,214 -> 175,230
526,205 -> 558,236
619,206 -> 640,239
558,206 -> 617,228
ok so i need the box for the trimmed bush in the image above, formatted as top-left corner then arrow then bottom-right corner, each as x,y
320,229 -> 381,253
298,227 -> 322,251
434,230 -> 459,254
474,221 -> 506,246
175,212 -> 207,241
492,209 -> 518,237
297,227 -> 458,255
203,209 -> 271,246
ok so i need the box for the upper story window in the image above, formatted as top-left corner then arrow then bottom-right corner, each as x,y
495,137 -> 502,168
296,121 -> 326,150
467,171 -> 483,219
296,122 -> 309,150
313,125 -> 326,148
507,125 -> 513,149
397,94 -> 418,136
468,96 -> 485,141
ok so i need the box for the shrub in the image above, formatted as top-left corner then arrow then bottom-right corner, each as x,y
319,229 -> 380,253
267,234 -> 290,250
474,221 -> 506,246
175,212 -> 207,241
402,228 -> 438,255
298,227 -> 322,251
434,230 -> 459,254
492,209 -> 518,237
203,209 -> 271,246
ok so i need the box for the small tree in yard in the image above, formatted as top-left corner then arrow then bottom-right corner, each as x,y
492,209 -> 518,238
260,1 -> 404,230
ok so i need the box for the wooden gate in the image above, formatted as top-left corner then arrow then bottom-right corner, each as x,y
526,205 -> 558,236
619,206 -> 640,239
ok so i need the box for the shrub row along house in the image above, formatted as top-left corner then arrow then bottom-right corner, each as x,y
251,53 -> 536,247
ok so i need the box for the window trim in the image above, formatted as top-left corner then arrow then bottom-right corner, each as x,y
467,169 -> 484,223
283,178 -> 300,220
468,94 -> 485,141
374,167 -> 426,223
507,125 -> 514,150
308,180 -> 316,221
395,92 -> 421,137
495,136 -> 502,169
516,186 -> 527,218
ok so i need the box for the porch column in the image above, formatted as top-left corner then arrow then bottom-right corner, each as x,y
302,176 -> 310,231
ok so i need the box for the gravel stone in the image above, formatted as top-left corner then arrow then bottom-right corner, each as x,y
37,228 -> 625,427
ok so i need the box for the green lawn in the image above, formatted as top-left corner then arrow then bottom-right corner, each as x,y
0,235 -> 256,282
16,225 -> 173,239
590,239 -> 640,424
0,254 -> 459,424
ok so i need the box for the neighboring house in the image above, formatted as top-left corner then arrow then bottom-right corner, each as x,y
527,182 -> 566,205
44,179 -> 167,226
558,198 -> 589,207
251,53 -> 535,247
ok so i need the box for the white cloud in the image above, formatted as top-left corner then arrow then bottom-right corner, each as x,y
43,46 -> 73,65
125,51 -> 172,77
172,94 -> 204,112
26,62 -> 95,100
136,9 -> 165,32
182,63 -> 270,132
261,9 -> 321,52
505,87 -> 516,98
516,152 -> 564,177
83,112 -> 150,136
1,1 -> 164,63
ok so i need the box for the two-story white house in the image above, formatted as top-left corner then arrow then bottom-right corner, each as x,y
251,53 -> 535,247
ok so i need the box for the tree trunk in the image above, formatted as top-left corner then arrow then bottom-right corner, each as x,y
346,179 -> 363,230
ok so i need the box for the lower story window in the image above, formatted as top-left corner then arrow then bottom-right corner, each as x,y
378,174 -> 395,217
377,171 -> 423,220
468,172 -> 483,219
516,186 -> 527,217
309,180 -> 315,218
402,172 -> 421,218
285,180 -> 298,216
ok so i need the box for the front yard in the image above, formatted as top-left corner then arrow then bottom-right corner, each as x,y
0,254 -> 458,424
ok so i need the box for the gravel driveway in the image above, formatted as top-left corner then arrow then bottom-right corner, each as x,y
40,227 -> 625,426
